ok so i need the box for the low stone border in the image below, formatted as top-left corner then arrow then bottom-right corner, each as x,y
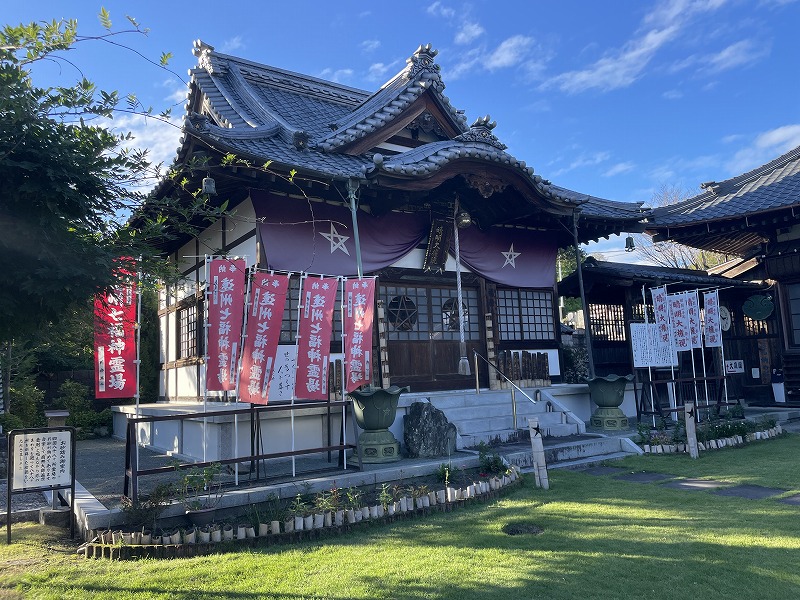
642,425 -> 783,454
79,470 -> 522,560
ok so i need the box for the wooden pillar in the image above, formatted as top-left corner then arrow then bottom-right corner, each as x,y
377,300 -> 390,388
685,402 -> 699,459
529,417 -> 550,489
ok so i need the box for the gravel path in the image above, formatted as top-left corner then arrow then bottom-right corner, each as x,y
0,481 -> 49,512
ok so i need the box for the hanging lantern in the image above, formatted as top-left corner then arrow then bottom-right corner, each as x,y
202,176 -> 217,196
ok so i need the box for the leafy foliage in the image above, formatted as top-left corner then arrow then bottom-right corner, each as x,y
8,376 -> 45,427
476,441 -> 507,476
0,15 -> 225,345
53,379 -> 112,437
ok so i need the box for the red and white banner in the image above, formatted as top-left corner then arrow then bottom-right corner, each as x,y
668,292 -> 691,352
687,291 -> 702,349
651,286 -> 670,346
294,276 -> 338,400
206,258 -> 246,392
704,290 -> 723,347
343,278 -> 375,392
94,283 -> 138,399
238,272 -> 290,404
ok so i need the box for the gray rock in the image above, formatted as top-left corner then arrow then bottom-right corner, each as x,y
403,401 -> 457,458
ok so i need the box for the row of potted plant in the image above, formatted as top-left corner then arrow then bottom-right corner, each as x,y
641,423 -> 783,454
97,467 -> 522,549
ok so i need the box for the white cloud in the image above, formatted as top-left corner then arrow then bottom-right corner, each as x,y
642,0 -> 728,28
603,162 -> 636,177
164,81 -> 190,105
427,1 -> 455,18
366,62 -> 391,81
703,39 -> 770,73
360,39 -> 381,53
551,151 -> 611,177
318,68 -> 355,83
486,35 -> 535,70
662,89 -> 683,99
220,36 -> 244,53
445,47 -> 483,80
721,133 -> 745,144
543,0 -> 729,94
108,113 -> 184,190
455,21 -> 485,45
727,124 -> 800,174
543,26 -> 679,93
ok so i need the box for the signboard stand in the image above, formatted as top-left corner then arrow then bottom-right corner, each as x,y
6,427 -> 76,544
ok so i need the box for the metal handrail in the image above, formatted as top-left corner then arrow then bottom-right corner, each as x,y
473,351 -> 538,430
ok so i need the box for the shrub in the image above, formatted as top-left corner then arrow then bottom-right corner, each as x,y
54,380 -> 111,437
477,441 -> 506,476
9,377 -> 45,428
561,344 -> 589,384
0,412 -> 24,432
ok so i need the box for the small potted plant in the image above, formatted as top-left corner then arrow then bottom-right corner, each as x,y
177,463 -> 224,527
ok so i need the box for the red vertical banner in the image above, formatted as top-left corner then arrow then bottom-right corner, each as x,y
343,278 -> 375,392
94,283 -> 138,399
704,290 -> 722,347
206,258 -> 246,392
238,272 -> 290,404
294,276 -> 338,401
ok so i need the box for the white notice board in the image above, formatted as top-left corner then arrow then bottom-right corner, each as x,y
12,430 -> 72,490
631,323 -> 678,368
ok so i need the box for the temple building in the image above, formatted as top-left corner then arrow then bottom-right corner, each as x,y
150,41 -> 646,403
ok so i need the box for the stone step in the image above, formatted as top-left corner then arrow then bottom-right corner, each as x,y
501,436 -> 640,471
518,451 -> 635,472
442,403 -> 556,422
458,429 -> 526,448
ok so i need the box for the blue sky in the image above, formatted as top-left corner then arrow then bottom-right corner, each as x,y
7,0 -> 800,259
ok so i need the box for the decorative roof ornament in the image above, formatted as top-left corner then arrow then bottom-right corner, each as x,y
407,112 -> 446,138
187,112 -> 212,133
193,39 -> 227,74
464,174 -> 508,198
454,116 -> 507,150
406,44 -> 441,81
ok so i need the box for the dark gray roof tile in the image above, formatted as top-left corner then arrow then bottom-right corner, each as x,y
651,145 -> 800,227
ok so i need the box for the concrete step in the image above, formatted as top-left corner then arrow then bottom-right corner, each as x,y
458,429 -> 525,448
501,436 -> 640,472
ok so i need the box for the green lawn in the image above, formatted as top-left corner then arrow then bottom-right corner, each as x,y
3,435 -> 800,599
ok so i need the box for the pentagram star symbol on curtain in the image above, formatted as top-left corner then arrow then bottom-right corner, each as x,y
321,223 -> 351,255
501,243 -> 521,268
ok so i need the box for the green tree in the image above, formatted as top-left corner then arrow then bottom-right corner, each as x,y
0,14 -> 226,409
557,245 -> 588,315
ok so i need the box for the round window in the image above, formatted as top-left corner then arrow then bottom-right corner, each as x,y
387,296 -> 418,331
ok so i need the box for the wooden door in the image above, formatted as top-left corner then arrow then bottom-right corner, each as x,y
380,283 -> 488,391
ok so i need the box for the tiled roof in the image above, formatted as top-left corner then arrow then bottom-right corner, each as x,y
177,40 -> 646,224
315,44 -> 468,152
650,144 -> 800,227
558,257 -> 761,295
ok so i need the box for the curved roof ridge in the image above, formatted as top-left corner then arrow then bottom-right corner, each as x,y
650,143 -> 800,227
315,44 -> 469,152
192,40 -> 370,105
716,143 -> 800,191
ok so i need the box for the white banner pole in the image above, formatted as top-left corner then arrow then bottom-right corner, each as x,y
290,274 -> 306,478
341,277 -> 348,469
203,255 -> 211,463
135,258 -> 143,468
